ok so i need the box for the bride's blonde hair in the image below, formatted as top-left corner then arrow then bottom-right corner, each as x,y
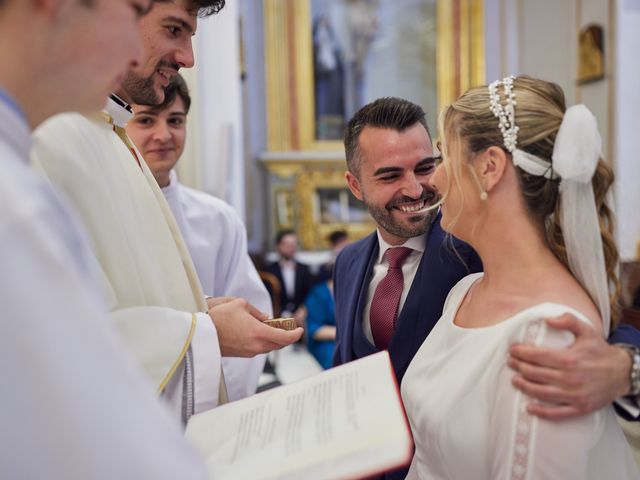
438,76 -> 620,324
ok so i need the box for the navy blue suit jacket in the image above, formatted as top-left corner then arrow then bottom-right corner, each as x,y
610,325 -> 640,420
333,216 -> 481,384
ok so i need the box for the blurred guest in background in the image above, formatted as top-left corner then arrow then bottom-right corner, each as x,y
304,273 -> 336,369
267,230 -> 313,326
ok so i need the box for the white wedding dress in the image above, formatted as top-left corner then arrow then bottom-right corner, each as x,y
401,273 -> 639,479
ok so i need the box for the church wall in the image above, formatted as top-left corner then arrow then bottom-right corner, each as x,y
486,0 -> 612,141
197,3 -> 246,219
177,3 -> 247,222
486,0 -> 640,259
240,0 -> 270,251
615,0 -> 640,260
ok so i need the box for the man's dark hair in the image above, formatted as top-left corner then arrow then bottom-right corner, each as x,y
146,74 -> 191,114
328,230 -> 347,247
153,0 -> 225,17
275,230 -> 296,245
343,97 -> 430,177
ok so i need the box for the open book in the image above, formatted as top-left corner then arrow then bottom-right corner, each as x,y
185,351 -> 413,480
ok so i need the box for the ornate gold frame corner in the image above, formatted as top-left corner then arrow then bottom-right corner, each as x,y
295,170 -> 375,250
437,0 -> 486,112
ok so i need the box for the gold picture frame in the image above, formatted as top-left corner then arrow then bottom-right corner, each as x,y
263,0 -> 485,152
273,187 -> 295,230
295,170 -> 376,250
577,24 -> 605,84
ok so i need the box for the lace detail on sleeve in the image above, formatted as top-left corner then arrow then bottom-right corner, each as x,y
510,319 -> 542,480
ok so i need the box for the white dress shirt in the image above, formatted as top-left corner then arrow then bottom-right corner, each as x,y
362,231 -> 427,344
279,259 -> 297,300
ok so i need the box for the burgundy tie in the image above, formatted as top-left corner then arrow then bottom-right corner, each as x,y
370,247 -> 413,350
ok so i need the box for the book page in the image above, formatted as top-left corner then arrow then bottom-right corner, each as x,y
185,351 -> 412,480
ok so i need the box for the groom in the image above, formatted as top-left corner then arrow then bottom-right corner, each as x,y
333,96 -> 640,479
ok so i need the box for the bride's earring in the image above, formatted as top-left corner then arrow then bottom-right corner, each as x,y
470,167 -> 488,201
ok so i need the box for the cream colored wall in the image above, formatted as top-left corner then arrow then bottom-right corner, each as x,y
485,0 -> 639,260
175,68 -> 202,190
576,0 -> 612,166
487,0 -> 612,157
517,0 -> 577,101
175,3 -> 246,221
614,0 -> 640,261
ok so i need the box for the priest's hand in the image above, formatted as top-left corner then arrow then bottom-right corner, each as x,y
209,298 -> 304,357
508,313 -> 631,420
206,295 -> 235,310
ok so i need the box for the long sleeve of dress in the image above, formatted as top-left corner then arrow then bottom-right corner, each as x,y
489,316 -> 635,479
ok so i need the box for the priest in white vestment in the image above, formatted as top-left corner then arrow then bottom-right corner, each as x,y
31,0 -> 302,423
126,74 -> 270,401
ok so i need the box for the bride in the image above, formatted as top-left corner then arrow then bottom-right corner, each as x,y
401,76 -> 638,479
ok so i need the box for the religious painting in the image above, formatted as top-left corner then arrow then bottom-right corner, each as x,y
578,24 -> 605,84
263,0 -> 485,151
310,0 -> 437,141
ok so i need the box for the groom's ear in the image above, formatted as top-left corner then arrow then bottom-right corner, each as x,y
346,171 -> 364,201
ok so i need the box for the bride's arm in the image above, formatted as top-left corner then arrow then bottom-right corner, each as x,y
509,314 -> 634,419
490,318 -> 601,479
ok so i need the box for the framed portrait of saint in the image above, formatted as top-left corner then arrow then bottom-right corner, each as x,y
578,24 -> 605,84
263,0 -> 485,152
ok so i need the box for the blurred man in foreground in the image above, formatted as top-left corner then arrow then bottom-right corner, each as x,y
0,0 -> 207,477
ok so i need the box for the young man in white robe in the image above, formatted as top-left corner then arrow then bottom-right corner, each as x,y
31,0 -> 303,424
126,74 -> 269,401
0,0 -> 207,477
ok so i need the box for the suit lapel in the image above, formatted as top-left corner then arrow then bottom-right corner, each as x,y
353,240 -> 379,342
341,234 -> 378,361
